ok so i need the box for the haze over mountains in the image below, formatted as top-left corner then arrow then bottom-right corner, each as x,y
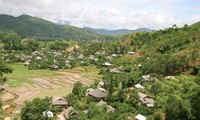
0,14 -> 152,40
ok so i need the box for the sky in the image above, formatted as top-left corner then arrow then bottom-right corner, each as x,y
0,0 -> 200,30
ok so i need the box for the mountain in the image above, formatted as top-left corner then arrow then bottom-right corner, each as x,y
83,27 -> 152,36
0,14 -> 106,40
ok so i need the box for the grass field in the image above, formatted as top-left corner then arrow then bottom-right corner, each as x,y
3,64 -> 100,106
60,66 -> 102,80
5,64 -> 58,87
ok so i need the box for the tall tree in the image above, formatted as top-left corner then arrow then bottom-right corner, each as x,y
191,88 -> 200,119
165,95 -> 192,120
0,59 -> 13,84
72,81 -> 84,98
150,82 -> 163,98
20,97 -> 52,120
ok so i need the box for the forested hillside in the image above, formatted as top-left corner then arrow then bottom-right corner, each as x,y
0,14 -> 107,40
84,27 -> 152,36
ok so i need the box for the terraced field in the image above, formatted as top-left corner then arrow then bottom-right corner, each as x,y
1,64 -> 101,116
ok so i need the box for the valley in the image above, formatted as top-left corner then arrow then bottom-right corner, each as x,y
0,10 -> 200,120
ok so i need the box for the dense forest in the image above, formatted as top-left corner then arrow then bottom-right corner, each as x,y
0,21 -> 200,120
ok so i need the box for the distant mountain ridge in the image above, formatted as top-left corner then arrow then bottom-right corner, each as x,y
83,27 -> 152,36
0,14 -> 106,40
0,14 -> 153,40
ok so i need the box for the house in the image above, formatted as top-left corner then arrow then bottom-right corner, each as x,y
83,110 -> 89,114
110,68 -> 120,74
134,84 -> 145,89
137,64 -> 142,67
43,111 -> 54,118
63,107 -> 78,120
89,55 -> 98,61
68,56 -> 74,60
135,114 -> 146,120
135,52 -> 143,57
78,54 -> 84,59
50,65 -> 59,70
142,75 -> 151,81
24,60 -> 30,66
138,92 -> 155,107
36,56 -> 42,60
127,52 -> 135,55
53,52 -> 62,56
103,62 -> 112,67
107,105 -> 116,112
95,51 -> 105,55
87,88 -> 108,99
97,81 -> 104,88
106,56 -> 112,60
0,86 -> 5,91
86,88 -> 94,93
165,76 -> 175,79
112,54 -> 117,57
52,97 -> 68,108
141,98 -> 155,107
96,100 -> 115,112
96,100 -> 107,106
142,74 -> 157,82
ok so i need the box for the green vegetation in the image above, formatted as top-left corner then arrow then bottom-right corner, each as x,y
21,97 -> 58,120
0,58 -> 13,84
0,14 -> 109,40
0,17 -> 200,120
84,27 -> 152,36
5,64 -> 57,87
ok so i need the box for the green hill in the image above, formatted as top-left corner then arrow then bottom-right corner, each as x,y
0,29 -> 20,41
0,14 -> 106,40
84,27 -> 152,36
121,22 -> 200,55
118,22 -> 200,75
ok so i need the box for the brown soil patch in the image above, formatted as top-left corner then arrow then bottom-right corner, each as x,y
66,45 -> 80,52
5,107 -> 15,114
4,117 -> 14,120
1,93 -> 15,102
14,90 -> 41,105
2,104 -> 10,110
56,72 -> 93,84
31,78 -> 52,88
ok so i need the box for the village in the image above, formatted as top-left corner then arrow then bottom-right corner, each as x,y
0,11 -> 200,120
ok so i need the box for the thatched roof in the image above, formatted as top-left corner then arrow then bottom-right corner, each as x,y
52,97 -> 68,106
96,100 -> 107,106
64,107 -> 77,119
110,68 -> 120,73
107,105 -> 115,112
103,62 -> 112,67
134,84 -> 145,89
98,81 -> 104,87
140,97 -> 155,107
138,92 -> 147,99
88,89 -> 108,98
0,86 -> 5,91
138,92 -> 155,107
135,114 -> 146,120
96,100 -> 115,112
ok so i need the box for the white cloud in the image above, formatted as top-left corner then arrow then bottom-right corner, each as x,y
0,0 -> 199,30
